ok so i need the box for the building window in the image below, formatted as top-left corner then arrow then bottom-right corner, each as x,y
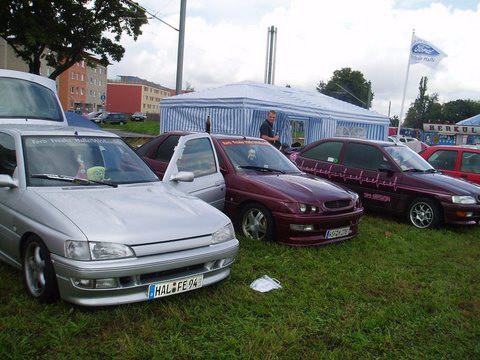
80,88 -> 84,95
81,74 -> 84,81
81,60 -> 85,67
70,87 -> 74,94
90,77 -> 93,84
99,68 -> 102,75
144,86 -> 148,91
71,72 -> 74,79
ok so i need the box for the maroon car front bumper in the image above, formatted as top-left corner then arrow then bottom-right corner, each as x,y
272,208 -> 364,246
441,202 -> 480,225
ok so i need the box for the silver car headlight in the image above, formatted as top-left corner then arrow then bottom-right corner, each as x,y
212,223 -> 235,244
65,241 -> 135,260
451,195 -> 476,204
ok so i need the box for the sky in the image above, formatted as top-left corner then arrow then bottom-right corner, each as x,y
109,0 -> 480,119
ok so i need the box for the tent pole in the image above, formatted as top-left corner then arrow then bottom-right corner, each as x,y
397,29 -> 415,140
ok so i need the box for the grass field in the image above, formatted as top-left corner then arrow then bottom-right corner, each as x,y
0,215 -> 479,359
100,120 -> 160,136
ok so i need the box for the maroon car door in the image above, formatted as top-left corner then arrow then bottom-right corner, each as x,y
138,134 -> 181,179
340,142 -> 403,212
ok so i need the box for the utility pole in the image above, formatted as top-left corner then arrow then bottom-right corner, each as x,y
264,26 -> 277,85
175,0 -> 187,95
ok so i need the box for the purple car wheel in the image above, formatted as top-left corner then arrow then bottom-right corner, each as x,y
240,203 -> 274,241
23,236 -> 59,303
408,198 -> 440,229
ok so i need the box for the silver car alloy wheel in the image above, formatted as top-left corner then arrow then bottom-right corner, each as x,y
242,208 -> 268,240
409,201 -> 434,228
24,241 -> 46,296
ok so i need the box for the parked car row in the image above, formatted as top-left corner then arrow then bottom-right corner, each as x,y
1,70 -> 479,308
88,112 -> 147,124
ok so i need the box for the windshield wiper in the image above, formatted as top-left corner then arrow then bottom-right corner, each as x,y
31,174 -> 117,188
239,165 -> 285,174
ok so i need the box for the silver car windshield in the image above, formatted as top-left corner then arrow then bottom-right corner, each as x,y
221,139 -> 300,174
24,136 -> 159,186
385,145 -> 434,172
0,77 -> 63,121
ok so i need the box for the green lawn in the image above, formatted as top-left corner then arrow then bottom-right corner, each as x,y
100,120 -> 160,136
1,215 -> 479,358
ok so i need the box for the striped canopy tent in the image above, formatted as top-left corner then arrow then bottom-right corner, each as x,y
456,114 -> 480,126
160,81 -> 389,146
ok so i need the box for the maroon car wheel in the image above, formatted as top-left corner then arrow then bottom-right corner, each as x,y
407,198 -> 440,229
240,203 -> 274,241
22,236 -> 59,303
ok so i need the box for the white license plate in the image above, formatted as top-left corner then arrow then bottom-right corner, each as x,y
326,226 -> 351,239
148,275 -> 204,300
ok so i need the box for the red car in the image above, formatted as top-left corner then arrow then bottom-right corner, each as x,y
137,132 -> 364,246
420,145 -> 480,185
290,138 -> 480,228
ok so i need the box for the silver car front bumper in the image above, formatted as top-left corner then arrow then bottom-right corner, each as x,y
51,239 -> 239,306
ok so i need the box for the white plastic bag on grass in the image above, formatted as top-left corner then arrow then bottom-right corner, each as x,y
250,275 -> 282,293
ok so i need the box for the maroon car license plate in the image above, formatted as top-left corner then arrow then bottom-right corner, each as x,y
326,226 -> 351,239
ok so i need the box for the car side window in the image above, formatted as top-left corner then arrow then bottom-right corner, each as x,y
427,150 -> 457,171
177,138 -> 216,177
460,152 -> 480,173
344,143 -> 385,171
302,141 -> 342,163
154,135 -> 180,162
0,133 -> 16,176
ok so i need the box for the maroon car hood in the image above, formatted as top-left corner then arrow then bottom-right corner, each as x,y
402,171 -> 480,196
244,172 -> 354,203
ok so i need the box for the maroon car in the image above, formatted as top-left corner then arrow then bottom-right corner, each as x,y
290,137 -> 480,228
137,132 -> 364,246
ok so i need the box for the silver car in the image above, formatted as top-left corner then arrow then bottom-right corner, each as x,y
0,70 -> 239,306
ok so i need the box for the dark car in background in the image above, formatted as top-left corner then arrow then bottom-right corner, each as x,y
137,133 -> 364,246
101,112 -> 128,125
131,112 -> 147,122
420,145 -> 480,185
290,138 -> 480,228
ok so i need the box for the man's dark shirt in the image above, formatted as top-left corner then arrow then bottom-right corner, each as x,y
260,120 -> 274,144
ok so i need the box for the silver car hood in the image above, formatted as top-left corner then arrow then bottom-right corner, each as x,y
33,183 -> 229,245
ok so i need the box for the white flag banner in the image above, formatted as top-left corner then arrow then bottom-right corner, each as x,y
410,35 -> 447,68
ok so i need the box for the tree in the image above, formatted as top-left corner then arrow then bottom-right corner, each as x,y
403,76 -> 441,129
317,68 -> 374,109
0,0 -> 147,79
441,99 -> 480,123
389,115 -> 399,127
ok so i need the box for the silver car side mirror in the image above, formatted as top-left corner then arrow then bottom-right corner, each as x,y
0,175 -> 18,188
169,171 -> 195,182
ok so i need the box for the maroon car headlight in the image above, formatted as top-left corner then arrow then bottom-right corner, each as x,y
451,195 -> 476,204
282,202 -> 321,214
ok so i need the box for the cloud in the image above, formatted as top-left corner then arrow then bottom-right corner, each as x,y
110,0 -> 480,118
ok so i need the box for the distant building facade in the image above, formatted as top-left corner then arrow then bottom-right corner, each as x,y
107,76 -> 173,115
0,39 -> 107,112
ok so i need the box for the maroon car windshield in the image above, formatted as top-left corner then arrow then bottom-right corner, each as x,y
220,139 -> 300,174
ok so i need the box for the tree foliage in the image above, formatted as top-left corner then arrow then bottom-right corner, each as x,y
0,0 -> 147,79
403,77 -> 440,129
317,68 -> 374,109
403,76 -> 480,128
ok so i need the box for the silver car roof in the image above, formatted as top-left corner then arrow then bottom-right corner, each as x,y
0,124 -> 118,138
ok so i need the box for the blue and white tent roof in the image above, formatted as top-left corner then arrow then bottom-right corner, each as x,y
456,114 -> 480,126
161,81 -> 388,124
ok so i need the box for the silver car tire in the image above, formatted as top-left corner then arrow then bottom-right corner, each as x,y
408,198 -> 440,229
23,236 -> 59,303
240,203 -> 274,241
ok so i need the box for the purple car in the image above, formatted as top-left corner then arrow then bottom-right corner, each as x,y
290,137 -> 480,228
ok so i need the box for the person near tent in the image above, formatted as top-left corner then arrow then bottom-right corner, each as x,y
260,110 -> 281,148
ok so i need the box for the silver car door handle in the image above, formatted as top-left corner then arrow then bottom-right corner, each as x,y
215,180 -> 223,186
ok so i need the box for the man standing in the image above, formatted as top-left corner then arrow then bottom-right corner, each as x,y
260,110 -> 279,146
